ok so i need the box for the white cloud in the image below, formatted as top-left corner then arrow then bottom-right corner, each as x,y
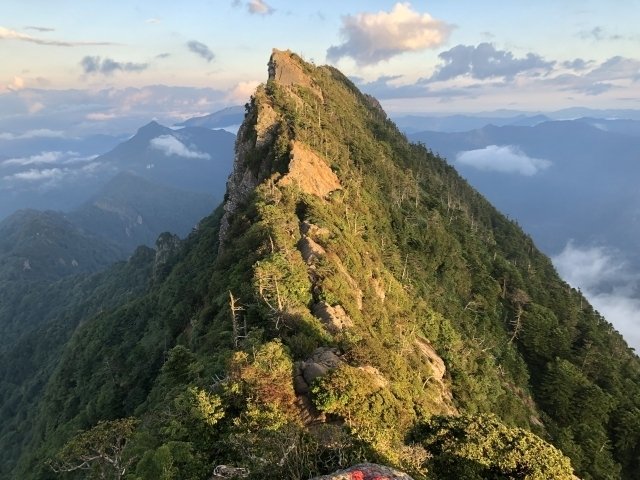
149,135 -> 210,159
456,145 -> 551,176
553,242 -> 640,351
327,2 -> 453,66
552,242 -> 634,291
227,80 -> 260,103
3,161 -> 104,187
3,150 -> 68,167
6,76 -> 25,91
85,112 -> 118,121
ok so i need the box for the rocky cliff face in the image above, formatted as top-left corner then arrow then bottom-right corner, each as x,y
219,49 -> 326,250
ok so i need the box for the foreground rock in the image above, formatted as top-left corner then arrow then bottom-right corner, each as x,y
311,463 -> 414,480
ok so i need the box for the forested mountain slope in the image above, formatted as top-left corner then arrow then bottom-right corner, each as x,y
0,244 -> 156,477
7,50 -> 640,480
69,171 -> 216,253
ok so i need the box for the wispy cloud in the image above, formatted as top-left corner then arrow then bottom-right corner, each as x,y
429,43 -> 554,82
145,18 -> 161,24
544,56 -> 640,96
149,135 -> 210,159
456,145 -> 552,176
578,26 -> 626,42
186,40 -> 214,62
553,242 -> 640,351
327,2 -> 452,66
0,129 -> 66,140
0,85 -> 229,137
248,0 -> 274,15
80,56 -> 148,75
355,74 -> 480,101
233,0 -> 274,15
23,25 -> 55,32
0,26 -> 114,46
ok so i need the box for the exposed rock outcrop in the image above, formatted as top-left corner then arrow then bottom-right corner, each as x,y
268,49 -> 323,99
218,99 -> 274,250
370,275 -> 386,302
298,235 -> 326,264
415,337 -> 446,381
300,220 -> 331,240
153,232 -> 181,280
312,301 -> 353,333
278,141 -> 341,198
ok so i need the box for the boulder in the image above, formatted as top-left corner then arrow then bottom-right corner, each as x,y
313,301 -> 353,333
294,348 -> 343,394
311,463 -> 414,480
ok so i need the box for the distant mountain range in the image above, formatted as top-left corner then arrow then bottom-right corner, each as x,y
175,105 -> 245,131
392,110 -> 640,135
0,115 -> 237,346
392,114 -> 551,133
409,120 -> 640,258
0,119 -> 236,220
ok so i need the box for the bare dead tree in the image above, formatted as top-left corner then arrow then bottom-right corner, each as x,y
229,291 -> 246,348
509,289 -> 531,343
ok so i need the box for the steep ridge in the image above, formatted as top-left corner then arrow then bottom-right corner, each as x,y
9,50 -> 640,479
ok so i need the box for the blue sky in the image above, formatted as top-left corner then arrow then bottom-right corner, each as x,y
1,0 -> 640,129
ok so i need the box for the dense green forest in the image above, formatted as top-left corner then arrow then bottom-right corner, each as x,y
2,50 -> 639,479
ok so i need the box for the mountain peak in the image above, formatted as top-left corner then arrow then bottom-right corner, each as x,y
136,120 -> 170,138
268,49 -> 321,95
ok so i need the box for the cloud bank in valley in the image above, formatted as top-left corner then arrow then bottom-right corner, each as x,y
553,241 -> 640,351
149,135 -> 210,159
456,145 -> 551,176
